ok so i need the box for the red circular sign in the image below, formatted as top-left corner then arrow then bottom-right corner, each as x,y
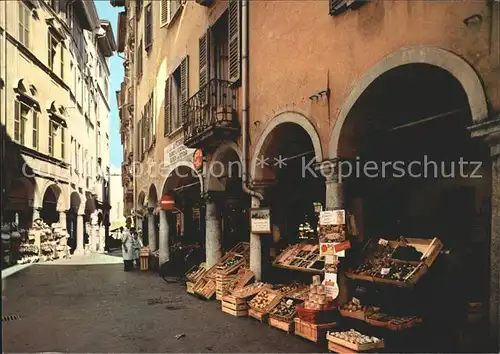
160,194 -> 176,211
193,149 -> 203,170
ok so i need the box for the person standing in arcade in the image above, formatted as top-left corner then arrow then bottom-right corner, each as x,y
121,219 -> 134,271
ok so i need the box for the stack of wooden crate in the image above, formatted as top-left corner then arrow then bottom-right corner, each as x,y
216,273 -> 238,300
221,294 -> 249,317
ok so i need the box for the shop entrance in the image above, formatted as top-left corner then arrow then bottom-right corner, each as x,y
3,177 -> 35,228
337,63 -> 491,351
162,165 -> 204,247
253,121 -> 325,280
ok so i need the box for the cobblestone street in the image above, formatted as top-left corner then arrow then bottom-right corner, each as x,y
2,257 -> 321,353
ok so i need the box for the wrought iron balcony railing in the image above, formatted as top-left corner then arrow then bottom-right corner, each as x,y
183,78 -> 239,148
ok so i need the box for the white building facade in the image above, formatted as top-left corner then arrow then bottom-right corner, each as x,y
0,0 -> 116,254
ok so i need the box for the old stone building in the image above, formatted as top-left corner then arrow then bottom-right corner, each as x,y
115,0 -> 499,349
0,0 -> 116,254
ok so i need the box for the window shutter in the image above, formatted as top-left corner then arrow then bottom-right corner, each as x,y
161,0 -> 168,25
228,0 -> 241,83
180,56 -> 189,123
164,77 -> 171,135
145,4 -> 152,50
151,93 -> 155,141
199,32 -> 210,90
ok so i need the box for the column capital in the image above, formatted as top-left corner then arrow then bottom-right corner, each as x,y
469,116 -> 500,157
316,158 -> 349,183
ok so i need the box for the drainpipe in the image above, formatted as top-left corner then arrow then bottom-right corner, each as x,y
241,0 -> 264,280
241,0 -> 262,202
1,0 -> 6,215
132,7 -> 138,229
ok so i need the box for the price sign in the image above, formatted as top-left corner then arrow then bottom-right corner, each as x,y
352,297 -> 361,306
381,267 -> 391,275
334,240 -> 351,253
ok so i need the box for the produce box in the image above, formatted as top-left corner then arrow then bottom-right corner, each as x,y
248,307 -> 268,322
231,282 -> 271,298
294,318 -> 337,344
296,303 -> 337,324
186,281 -> 195,294
221,295 -> 248,317
339,309 -> 365,322
326,331 -> 384,351
222,305 -> 248,317
346,237 -> 443,287
269,317 -> 294,334
248,289 -> 283,313
194,278 -> 216,300
186,263 -> 207,283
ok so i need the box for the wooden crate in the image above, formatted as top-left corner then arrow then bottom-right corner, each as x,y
222,305 -> 248,317
340,310 -> 365,322
186,281 -> 195,294
140,255 -> 149,270
294,318 -> 337,344
328,341 -> 359,354
327,333 -> 384,352
222,300 -> 248,311
222,295 -> 247,305
269,316 -> 294,334
249,308 -> 268,323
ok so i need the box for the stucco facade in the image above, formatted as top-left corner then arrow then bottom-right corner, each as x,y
115,0 -> 500,349
1,0 -> 116,254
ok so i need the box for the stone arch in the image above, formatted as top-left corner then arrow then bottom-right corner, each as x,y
69,191 -> 83,214
161,161 -> 204,196
328,45 -> 489,159
137,190 -> 146,211
39,182 -> 66,211
147,183 -> 158,208
250,110 -> 323,181
207,142 -> 242,192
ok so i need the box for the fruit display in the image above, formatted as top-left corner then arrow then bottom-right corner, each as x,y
269,298 -> 299,320
248,289 -> 282,311
274,283 -> 301,295
304,283 -> 332,310
273,243 -> 325,272
231,282 -> 270,298
284,285 -> 309,300
327,329 -> 382,346
218,255 -> 244,270
391,244 -> 422,262
341,300 -> 366,313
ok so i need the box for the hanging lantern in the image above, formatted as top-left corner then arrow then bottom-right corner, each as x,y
160,194 -> 176,211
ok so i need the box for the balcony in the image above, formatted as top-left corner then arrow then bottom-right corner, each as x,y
183,78 -> 239,149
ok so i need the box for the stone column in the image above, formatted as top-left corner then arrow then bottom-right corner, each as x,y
32,207 -> 42,223
99,224 -> 105,253
323,161 -> 348,304
74,214 -> 85,255
148,207 -> 157,252
205,193 -> 222,268
58,210 -> 67,231
159,209 -> 170,264
324,159 -> 345,210
250,196 -> 262,281
205,192 -> 222,269
470,117 -> 500,352
90,211 -> 99,253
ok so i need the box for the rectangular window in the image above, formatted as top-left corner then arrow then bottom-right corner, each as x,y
32,111 -> 38,149
60,45 -> 64,79
137,41 -> 143,79
18,2 -> 30,48
48,121 -> 55,156
104,79 -> 109,98
48,32 -> 57,71
169,0 -> 182,23
14,100 -> 29,145
60,126 -> 65,160
85,150 -> 89,177
145,4 -> 153,51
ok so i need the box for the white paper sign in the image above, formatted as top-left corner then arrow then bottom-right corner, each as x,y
378,238 -> 389,246
381,267 -> 391,275
323,272 -> 339,299
163,136 -> 195,167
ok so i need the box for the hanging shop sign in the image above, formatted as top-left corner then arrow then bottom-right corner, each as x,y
163,136 -> 196,168
250,207 -> 271,234
160,194 -> 176,211
193,149 -> 203,170
319,209 -> 346,256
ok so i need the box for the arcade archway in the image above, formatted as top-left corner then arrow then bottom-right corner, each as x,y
332,62 -> 491,351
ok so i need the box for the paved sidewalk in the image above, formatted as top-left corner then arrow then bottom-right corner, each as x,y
2,263 -> 322,353
47,252 -> 123,265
